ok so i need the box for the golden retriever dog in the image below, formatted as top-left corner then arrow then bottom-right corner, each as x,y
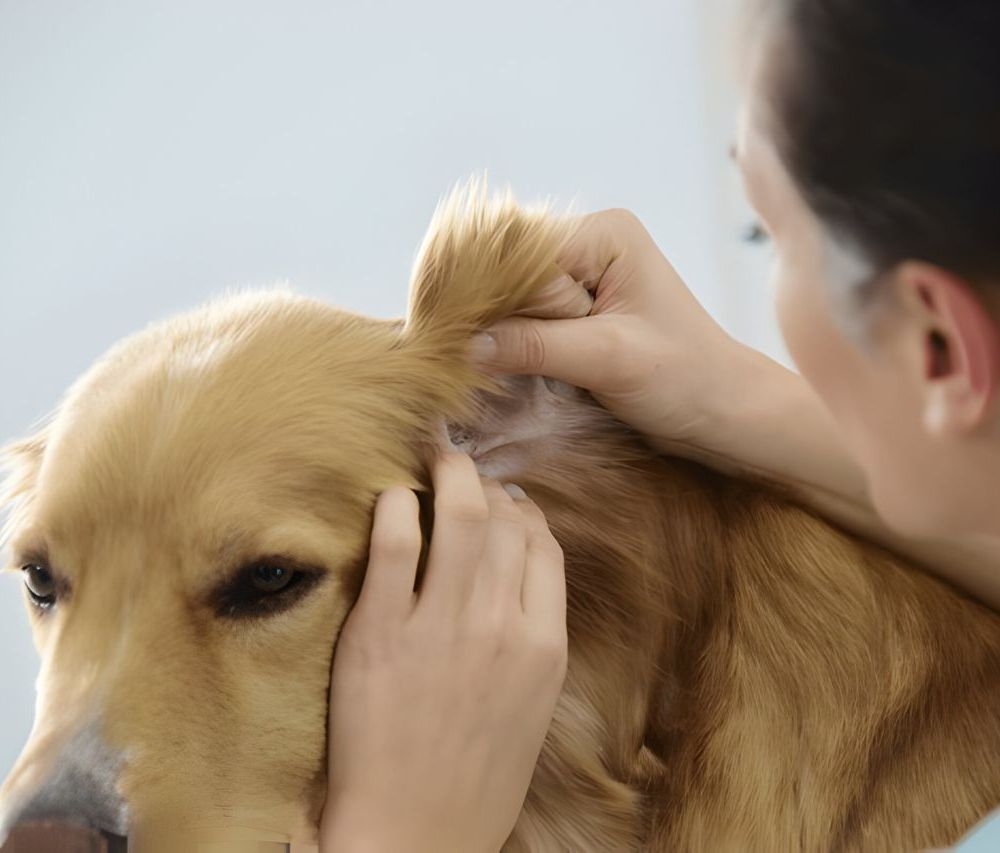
2,178 -> 1000,852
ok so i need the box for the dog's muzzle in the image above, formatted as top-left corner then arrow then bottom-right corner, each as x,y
0,720 -> 128,849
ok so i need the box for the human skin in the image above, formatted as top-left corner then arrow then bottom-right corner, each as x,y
733,31 -> 1000,577
471,35 -> 1000,612
318,16 -> 1000,853
319,452 -> 568,853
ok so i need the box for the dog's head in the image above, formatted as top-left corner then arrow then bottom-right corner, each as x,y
0,179 -> 585,846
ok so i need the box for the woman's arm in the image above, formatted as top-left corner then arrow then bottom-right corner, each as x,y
474,208 -> 1000,611
679,344 -> 1000,609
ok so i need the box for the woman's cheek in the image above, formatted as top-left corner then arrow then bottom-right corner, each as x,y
772,255 -> 867,432
772,255 -> 934,532
773,259 -> 828,385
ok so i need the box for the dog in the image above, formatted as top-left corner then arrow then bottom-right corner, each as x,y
1,178 -> 999,851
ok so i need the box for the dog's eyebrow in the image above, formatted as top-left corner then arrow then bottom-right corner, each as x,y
7,537 -> 49,571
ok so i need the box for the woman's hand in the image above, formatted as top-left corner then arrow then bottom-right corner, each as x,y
319,450 -> 568,853
470,207 -> 1000,612
470,207 -> 757,457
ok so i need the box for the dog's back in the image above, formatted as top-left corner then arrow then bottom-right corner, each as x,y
412,181 -> 1000,851
2,178 -> 998,851
449,374 -> 1000,851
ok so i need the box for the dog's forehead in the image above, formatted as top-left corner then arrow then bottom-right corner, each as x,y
8,290 -> 437,582
30,418 -> 372,564
18,297 -> 417,567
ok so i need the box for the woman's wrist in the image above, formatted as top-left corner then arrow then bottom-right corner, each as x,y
319,806 -> 403,853
649,339 -> 872,512
319,795 -> 495,853
733,346 -> 874,504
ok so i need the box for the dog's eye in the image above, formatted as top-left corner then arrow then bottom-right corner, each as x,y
22,564 -> 57,610
212,557 -> 323,620
250,563 -> 295,593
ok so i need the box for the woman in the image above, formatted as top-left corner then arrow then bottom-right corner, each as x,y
320,0 -> 1000,849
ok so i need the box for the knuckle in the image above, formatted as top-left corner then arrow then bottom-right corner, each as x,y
464,612 -> 508,654
436,496 -> 490,526
490,499 -> 528,526
530,628 -> 569,673
479,474 -> 510,500
596,317 -> 630,364
379,484 -> 414,503
520,504 -> 553,536
519,498 -> 553,529
586,319 -> 636,390
541,535 -> 565,565
370,529 -> 421,561
541,276 -> 590,315
602,206 -> 647,237
337,613 -> 384,661
436,448 -> 475,473
527,529 -> 565,569
373,486 -> 419,520
518,321 -> 548,373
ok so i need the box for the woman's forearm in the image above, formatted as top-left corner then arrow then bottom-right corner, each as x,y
653,345 -> 1000,610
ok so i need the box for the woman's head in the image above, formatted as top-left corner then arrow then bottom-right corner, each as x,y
736,0 -> 1000,537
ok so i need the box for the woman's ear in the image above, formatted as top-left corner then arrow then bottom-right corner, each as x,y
894,261 -> 1000,436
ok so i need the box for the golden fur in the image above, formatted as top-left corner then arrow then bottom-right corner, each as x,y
2,178 -> 1000,851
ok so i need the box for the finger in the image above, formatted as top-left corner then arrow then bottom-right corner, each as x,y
511,272 -> 594,320
470,478 -> 528,607
355,486 -> 423,620
473,313 -> 622,390
554,208 -> 644,294
418,450 -> 490,614
514,493 -> 567,626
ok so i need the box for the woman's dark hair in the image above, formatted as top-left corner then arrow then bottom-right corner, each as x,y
769,0 -> 1000,296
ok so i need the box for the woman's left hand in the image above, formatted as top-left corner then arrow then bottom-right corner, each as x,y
319,450 -> 568,853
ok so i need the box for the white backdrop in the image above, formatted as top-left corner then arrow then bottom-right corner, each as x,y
0,0 -> 782,779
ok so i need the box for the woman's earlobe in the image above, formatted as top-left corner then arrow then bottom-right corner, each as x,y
922,376 -> 981,436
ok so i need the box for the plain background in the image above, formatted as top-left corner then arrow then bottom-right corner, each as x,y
0,0 -> 781,779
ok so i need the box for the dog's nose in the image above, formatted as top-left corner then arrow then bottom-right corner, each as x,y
0,721 -> 129,845
1,822 -> 126,852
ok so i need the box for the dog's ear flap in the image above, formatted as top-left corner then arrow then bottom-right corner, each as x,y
365,176 -> 577,465
402,174 -> 577,365
0,426 -> 49,559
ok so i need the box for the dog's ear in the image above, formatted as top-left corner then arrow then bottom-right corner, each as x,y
401,175 -> 576,381
382,176 -> 579,467
0,426 -> 49,561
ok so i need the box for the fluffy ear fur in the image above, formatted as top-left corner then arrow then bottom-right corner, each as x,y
0,425 -> 50,563
399,175 -> 577,420
405,174 -> 575,340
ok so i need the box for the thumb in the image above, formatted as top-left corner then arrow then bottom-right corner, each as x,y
470,314 -> 619,392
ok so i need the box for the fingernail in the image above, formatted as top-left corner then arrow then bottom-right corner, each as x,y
503,482 -> 527,499
469,331 -> 497,363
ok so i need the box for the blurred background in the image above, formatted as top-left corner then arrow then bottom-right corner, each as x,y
0,0 -> 780,778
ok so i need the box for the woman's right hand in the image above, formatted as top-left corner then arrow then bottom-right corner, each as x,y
470,208 -> 760,459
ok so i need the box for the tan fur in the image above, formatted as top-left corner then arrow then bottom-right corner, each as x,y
2,177 -> 1000,851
